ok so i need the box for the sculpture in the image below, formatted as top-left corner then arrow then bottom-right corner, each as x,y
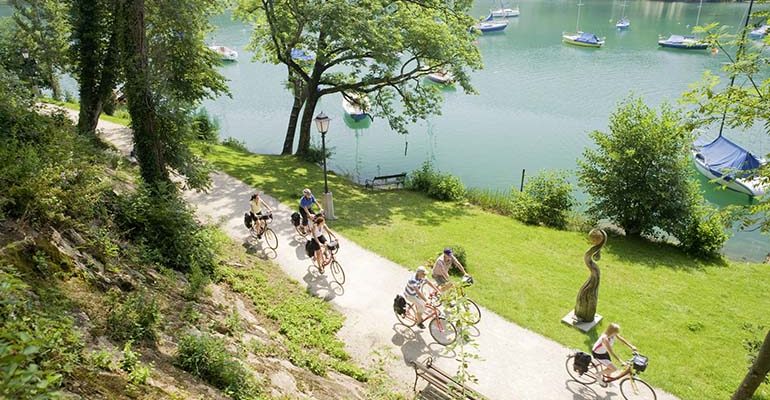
574,229 -> 606,322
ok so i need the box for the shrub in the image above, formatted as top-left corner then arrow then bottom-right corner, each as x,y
441,245 -> 469,275
299,141 -> 334,165
512,170 -> 575,229
176,333 -> 262,400
407,161 -> 465,201
106,289 -> 161,342
668,203 -> 729,259
115,185 -> 218,274
221,137 -> 249,152
192,108 -> 219,142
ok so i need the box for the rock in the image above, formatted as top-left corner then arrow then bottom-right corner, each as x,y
64,229 -> 87,246
270,370 -> 301,398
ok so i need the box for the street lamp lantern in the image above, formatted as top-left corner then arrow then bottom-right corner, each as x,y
21,49 -> 29,59
314,112 -> 335,219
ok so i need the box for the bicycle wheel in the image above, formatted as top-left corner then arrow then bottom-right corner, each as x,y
429,316 -> 457,346
330,260 -> 345,285
619,377 -> 656,400
565,355 -> 598,385
263,228 -> 278,250
396,303 -> 417,327
463,299 -> 481,325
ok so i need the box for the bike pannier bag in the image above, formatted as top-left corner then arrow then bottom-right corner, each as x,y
632,354 -> 648,372
393,295 -> 407,316
244,212 -> 253,229
573,351 -> 592,375
305,240 -> 314,258
291,212 -> 301,227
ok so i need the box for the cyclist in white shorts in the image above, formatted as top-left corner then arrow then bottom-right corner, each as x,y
404,266 -> 439,329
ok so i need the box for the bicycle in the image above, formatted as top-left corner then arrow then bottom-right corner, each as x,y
394,297 -> 458,346
423,275 -> 481,325
565,350 -> 657,400
313,240 -> 345,285
249,212 -> 278,250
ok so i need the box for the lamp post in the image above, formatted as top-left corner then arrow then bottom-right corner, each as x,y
314,112 -> 335,219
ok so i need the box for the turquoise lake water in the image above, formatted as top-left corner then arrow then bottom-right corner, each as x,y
2,1 -> 768,260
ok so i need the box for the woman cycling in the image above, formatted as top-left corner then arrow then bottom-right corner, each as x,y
249,192 -> 272,238
299,188 -> 323,235
308,215 -> 336,272
592,322 -> 637,386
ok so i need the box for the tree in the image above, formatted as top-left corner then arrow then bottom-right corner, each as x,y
237,0 -> 483,156
577,97 -> 727,257
733,328 -> 770,400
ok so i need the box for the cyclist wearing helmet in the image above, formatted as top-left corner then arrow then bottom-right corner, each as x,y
299,188 -> 323,234
432,248 -> 469,290
404,266 -> 439,329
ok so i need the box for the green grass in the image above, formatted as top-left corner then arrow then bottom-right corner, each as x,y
200,143 -> 770,400
40,97 -> 130,126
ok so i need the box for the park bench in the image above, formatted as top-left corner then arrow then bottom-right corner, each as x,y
411,357 -> 490,400
364,173 -> 407,190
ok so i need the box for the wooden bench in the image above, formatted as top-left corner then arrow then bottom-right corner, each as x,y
364,173 -> 407,190
411,358 -> 490,400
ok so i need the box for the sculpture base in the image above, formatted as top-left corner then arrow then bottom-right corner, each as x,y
561,310 -> 603,333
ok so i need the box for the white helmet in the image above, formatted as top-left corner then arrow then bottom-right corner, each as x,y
416,266 -> 427,274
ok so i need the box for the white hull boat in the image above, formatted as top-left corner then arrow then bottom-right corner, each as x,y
692,135 -> 766,196
209,45 -> 238,61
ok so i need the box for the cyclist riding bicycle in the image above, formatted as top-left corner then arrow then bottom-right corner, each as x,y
592,322 -> 637,386
249,192 -> 273,238
432,248 -> 470,291
299,188 -> 323,235
308,215 -> 337,272
405,266 -> 440,329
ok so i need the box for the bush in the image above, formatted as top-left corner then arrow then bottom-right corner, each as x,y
176,333 -> 262,400
578,96 -> 727,255
221,137 -> 249,152
115,185 -> 218,274
407,161 -> 465,201
512,170 -> 575,229
106,289 -> 161,343
299,141 -> 334,165
465,188 -> 515,216
442,245 -> 469,275
192,108 -> 219,142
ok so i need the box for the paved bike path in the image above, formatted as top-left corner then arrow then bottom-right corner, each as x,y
87,112 -> 677,400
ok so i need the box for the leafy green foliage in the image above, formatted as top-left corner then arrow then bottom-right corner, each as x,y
115,185 -> 218,274
0,268 -> 83,399
407,161 -> 466,201
443,245 -> 468,275
176,333 -> 263,400
465,188 -> 516,216
512,170 -> 575,229
192,108 -> 220,143
578,97 -> 727,257
298,141 -> 334,165
221,137 -> 249,152
120,341 -> 151,385
106,289 -> 161,343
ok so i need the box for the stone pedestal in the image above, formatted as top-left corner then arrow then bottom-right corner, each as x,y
561,309 -> 602,333
323,191 -> 336,220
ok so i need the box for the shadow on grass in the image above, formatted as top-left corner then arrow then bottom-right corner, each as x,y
602,233 -> 729,271
204,145 -> 472,229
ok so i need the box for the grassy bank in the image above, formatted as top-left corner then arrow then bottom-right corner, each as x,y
200,143 -> 770,400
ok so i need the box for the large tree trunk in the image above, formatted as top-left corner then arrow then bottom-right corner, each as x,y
119,0 -> 169,188
296,90 -> 319,157
282,71 -> 305,155
732,330 -> 770,400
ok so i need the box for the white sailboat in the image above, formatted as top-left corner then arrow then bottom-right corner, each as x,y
616,0 -> 630,29
658,0 -> 707,50
490,1 -> 520,18
563,1 -> 605,48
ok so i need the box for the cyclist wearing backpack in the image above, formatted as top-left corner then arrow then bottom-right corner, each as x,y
592,322 -> 637,386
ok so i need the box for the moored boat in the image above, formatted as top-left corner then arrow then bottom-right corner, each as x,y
342,92 -> 371,122
748,24 -> 769,40
616,17 -> 630,30
490,2 -> 520,18
473,19 -> 508,33
657,35 -> 708,49
426,71 -> 454,85
692,135 -> 766,196
209,45 -> 238,61
562,32 -> 605,47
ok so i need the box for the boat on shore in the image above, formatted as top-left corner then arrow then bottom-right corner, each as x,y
692,134 -> 766,196
657,35 -> 708,49
426,71 -> 454,85
563,32 -> 605,47
342,93 -> 371,122
209,45 -> 238,61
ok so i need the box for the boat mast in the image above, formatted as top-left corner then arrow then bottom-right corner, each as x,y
695,0 -> 703,27
621,0 -> 627,19
576,1 -> 583,32
716,0 -> 755,138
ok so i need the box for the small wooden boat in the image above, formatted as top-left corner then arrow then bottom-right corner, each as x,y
209,45 -> 238,61
657,35 -> 708,50
342,93 -> 371,122
426,71 -> 454,85
692,134 -> 766,196
749,25 -> 769,40
562,32 -> 605,47
473,19 -> 508,33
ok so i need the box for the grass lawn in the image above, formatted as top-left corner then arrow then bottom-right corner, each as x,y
201,143 -> 770,400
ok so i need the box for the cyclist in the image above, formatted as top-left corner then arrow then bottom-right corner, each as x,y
249,192 -> 272,238
404,266 -> 440,329
592,322 -> 637,386
299,188 -> 323,235
432,248 -> 469,291
308,215 -> 337,272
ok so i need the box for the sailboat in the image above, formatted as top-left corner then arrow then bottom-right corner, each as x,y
563,1 -> 605,47
616,0 -> 630,30
341,92 -> 371,122
658,0 -> 708,50
490,1 -> 520,18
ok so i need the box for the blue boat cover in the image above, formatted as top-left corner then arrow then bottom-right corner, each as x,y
577,32 -> 600,44
290,48 -> 314,61
699,136 -> 762,177
667,35 -> 685,43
